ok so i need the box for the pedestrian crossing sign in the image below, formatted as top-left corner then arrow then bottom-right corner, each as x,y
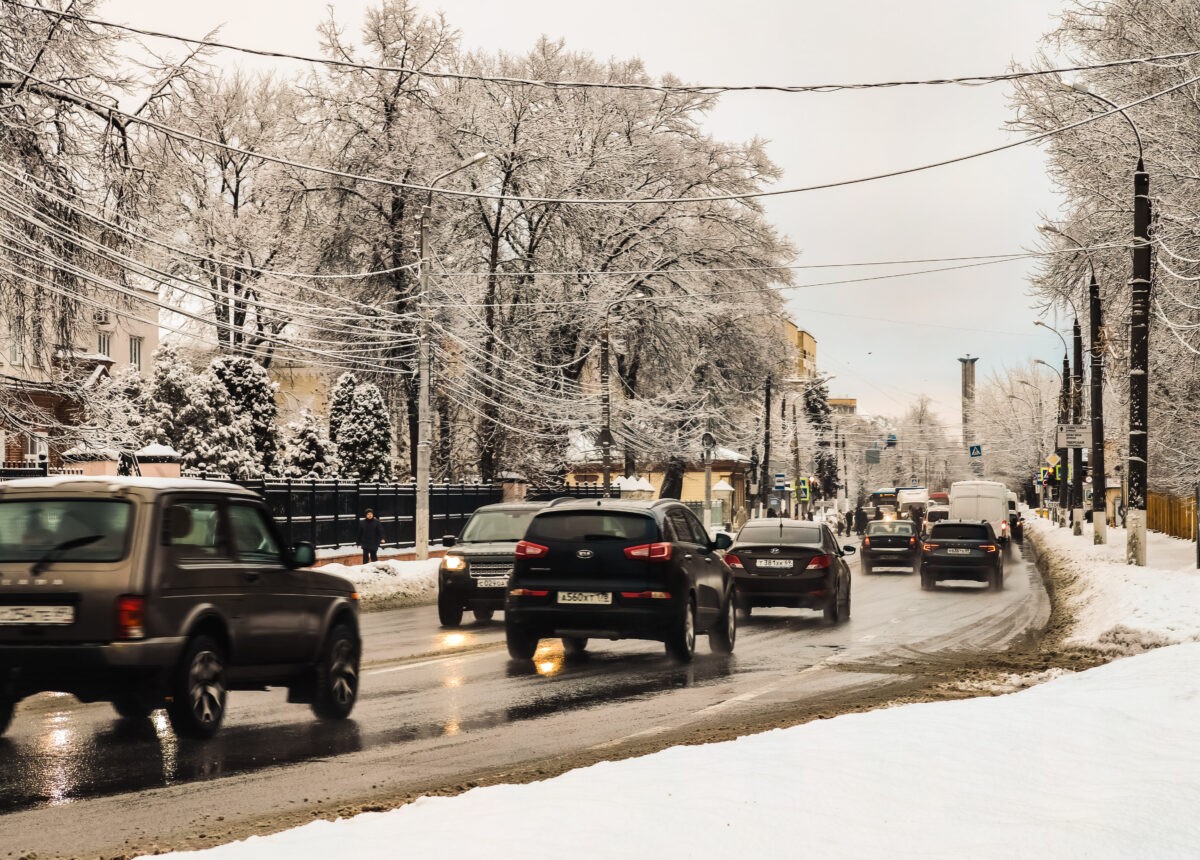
796,478 -> 810,502
968,444 -> 982,458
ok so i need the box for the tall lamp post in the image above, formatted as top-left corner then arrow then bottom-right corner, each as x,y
599,291 -> 646,493
1034,323 -> 1072,522
416,152 -> 487,560
1063,80 -> 1150,564
1034,357 -> 1067,522
701,431 -> 715,530
1019,378 -> 1046,508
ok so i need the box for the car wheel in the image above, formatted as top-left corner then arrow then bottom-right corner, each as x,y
0,697 -> 14,737
506,625 -> 539,660
737,600 -> 753,619
312,623 -> 360,720
920,567 -> 934,591
166,634 -> 227,740
112,692 -> 155,721
990,566 -> 1005,592
837,584 -> 851,620
438,591 -> 464,628
665,596 -> 697,663
861,561 -> 872,575
472,608 -> 495,624
562,636 -> 588,657
709,591 -> 736,655
823,592 -> 840,624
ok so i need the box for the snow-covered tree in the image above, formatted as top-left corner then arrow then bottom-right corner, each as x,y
280,410 -> 340,478
328,371 -> 358,445
804,381 -> 839,500
210,356 -> 280,475
336,382 -> 394,481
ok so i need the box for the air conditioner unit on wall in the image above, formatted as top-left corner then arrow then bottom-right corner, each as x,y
92,309 -> 111,326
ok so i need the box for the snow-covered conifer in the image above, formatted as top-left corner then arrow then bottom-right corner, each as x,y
328,371 -> 358,444
280,410 -> 341,478
336,381 -> 393,481
211,356 -> 280,474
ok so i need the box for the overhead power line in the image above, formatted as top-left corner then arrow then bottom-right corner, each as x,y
9,1 -> 1200,96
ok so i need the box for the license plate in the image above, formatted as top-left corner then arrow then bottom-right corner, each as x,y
476,576 -> 508,588
0,605 -> 74,625
557,591 -> 612,605
756,558 -> 793,569
947,548 -> 972,555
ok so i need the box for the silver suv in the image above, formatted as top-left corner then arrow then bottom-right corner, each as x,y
0,477 -> 361,739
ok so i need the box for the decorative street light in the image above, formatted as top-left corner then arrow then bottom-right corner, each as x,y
416,152 -> 487,560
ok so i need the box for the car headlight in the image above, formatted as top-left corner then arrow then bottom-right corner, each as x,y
442,555 -> 468,571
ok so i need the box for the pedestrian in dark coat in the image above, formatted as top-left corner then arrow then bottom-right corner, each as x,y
358,508 -> 382,564
854,506 -> 867,535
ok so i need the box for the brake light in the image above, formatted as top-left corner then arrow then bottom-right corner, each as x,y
923,542 -> 939,551
624,542 -> 673,562
909,536 -> 917,546
116,595 -> 145,640
805,554 -> 831,570
509,588 -> 549,597
515,541 -> 548,559
981,544 -> 998,553
620,591 -> 672,599
724,553 -> 744,569
862,536 -> 871,547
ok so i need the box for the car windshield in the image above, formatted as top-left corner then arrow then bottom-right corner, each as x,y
931,524 -> 989,541
867,521 -> 914,536
0,499 -> 132,562
526,512 -> 657,543
736,524 -> 823,546
459,510 -> 539,543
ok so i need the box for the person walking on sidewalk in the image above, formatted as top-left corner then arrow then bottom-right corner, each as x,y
358,508 -> 382,564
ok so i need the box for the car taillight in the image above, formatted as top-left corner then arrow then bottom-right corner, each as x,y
514,540 -> 549,559
509,588 -> 549,597
116,595 -> 145,640
620,591 -> 671,599
909,536 -> 917,546
862,536 -> 871,547
805,554 -> 831,570
923,542 -> 939,551
981,544 -> 998,553
724,553 -> 744,569
624,542 -> 673,562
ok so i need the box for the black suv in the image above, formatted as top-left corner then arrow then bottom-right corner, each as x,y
504,499 -> 736,663
438,501 -> 548,627
920,520 -> 1004,591
0,477 -> 361,739
860,519 -> 920,573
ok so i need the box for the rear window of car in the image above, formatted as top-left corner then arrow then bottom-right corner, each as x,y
866,521 -> 914,536
460,509 -> 539,543
736,524 -> 823,545
0,499 -> 133,562
526,512 -> 658,543
930,524 -> 989,541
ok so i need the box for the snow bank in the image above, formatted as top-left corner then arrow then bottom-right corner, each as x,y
145,643 -> 1200,859
1026,518 -> 1200,654
318,559 -> 440,610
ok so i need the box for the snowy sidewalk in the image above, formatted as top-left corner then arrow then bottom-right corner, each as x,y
317,558 -> 440,611
147,519 -> 1200,860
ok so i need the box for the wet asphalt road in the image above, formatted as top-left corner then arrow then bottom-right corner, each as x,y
0,545 -> 1049,857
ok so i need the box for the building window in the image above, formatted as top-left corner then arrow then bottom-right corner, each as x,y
129,336 -> 143,371
98,331 -> 111,357
7,339 -> 21,366
24,432 -> 47,464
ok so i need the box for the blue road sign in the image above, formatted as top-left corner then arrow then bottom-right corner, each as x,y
968,444 -> 983,458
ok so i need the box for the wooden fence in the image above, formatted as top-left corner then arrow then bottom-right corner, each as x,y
1147,491 -> 1198,541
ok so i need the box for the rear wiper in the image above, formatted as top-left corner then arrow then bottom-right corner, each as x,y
31,534 -> 103,576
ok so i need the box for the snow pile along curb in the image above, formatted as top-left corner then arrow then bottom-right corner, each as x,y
1025,517 -> 1200,654
317,559 -> 440,611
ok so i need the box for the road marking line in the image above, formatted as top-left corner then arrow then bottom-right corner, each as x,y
588,725 -> 671,750
364,651 -> 494,676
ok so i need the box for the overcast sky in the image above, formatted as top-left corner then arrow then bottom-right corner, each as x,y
104,0 -> 1071,428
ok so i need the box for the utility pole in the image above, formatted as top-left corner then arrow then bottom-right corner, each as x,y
1127,160 -> 1152,566
1072,318 -> 1085,536
1089,275 -> 1107,544
959,356 -> 979,476
761,377 -> 772,512
1059,352 -> 1071,525
792,404 -> 801,517
600,314 -> 612,494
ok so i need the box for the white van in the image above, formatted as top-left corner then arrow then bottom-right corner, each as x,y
949,481 -> 1011,542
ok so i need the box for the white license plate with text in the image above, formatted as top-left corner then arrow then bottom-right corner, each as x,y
476,577 -> 508,587
756,558 -> 793,569
0,605 -> 74,625
557,591 -> 612,605
947,548 -> 972,555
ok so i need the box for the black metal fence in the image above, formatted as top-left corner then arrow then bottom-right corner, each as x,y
0,461 -> 84,480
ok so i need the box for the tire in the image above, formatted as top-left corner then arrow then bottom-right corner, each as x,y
166,635 -> 227,740
0,697 -> 13,737
823,593 -> 840,624
562,636 -> 588,657
506,625 -> 539,660
312,623 -> 360,720
472,608 -> 495,624
920,567 -> 934,591
438,591 -> 464,628
665,597 -> 697,663
837,581 -> 851,620
737,601 -> 753,620
861,561 -> 873,575
990,566 -> 1005,592
709,591 -> 737,655
112,692 -> 155,721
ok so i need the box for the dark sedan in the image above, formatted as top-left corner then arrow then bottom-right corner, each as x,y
725,518 -> 855,623
920,520 -> 1004,591
860,519 -> 920,573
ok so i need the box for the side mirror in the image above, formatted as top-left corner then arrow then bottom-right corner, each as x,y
442,535 -> 457,548
842,545 -> 857,555
289,542 -> 316,569
712,532 -> 733,551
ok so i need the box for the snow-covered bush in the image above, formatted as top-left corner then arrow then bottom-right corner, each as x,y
336,381 -> 394,481
280,409 -> 341,478
210,355 -> 280,475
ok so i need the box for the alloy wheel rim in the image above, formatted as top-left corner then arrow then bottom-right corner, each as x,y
684,605 -> 695,652
329,640 -> 358,706
188,650 -> 225,726
727,602 -> 736,643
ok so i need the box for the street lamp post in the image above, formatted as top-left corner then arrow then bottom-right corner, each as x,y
416,152 -> 487,560
1071,318 -> 1085,535
1065,80 -> 1150,564
599,292 -> 645,494
702,431 -> 715,530
1034,357 -> 1067,523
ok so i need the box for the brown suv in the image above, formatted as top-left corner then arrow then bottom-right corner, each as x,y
0,477 -> 361,739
